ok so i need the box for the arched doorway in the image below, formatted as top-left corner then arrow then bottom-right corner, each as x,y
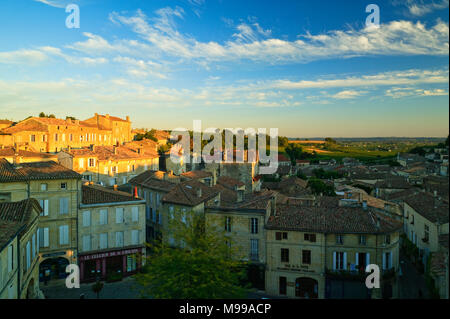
39,257 -> 70,283
25,278 -> 35,299
295,277 -> 319,299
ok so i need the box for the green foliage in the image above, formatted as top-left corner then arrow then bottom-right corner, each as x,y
136,212 -> 249,299
135,129 -> 158,142
92,281 -> 104,299
324,137 -> 337,144
38,112 -> 56,118
297,171 -> 307,180
307,178 -> 336,196
312,168 -> 342,180
409,146 -> 426,156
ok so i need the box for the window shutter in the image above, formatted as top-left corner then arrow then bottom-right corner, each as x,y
36,229 -> 40,253
59,226 -> 64,245
132,207 -> 139,222
355,252 -> 359,266
7,245 -> 13,272
382,253 -> 386,270
32,234 -> 36,258
366,253 -> 370,267
83,211 -> 91,227
26,241 -> 31,270
44,200 -> 49,216
389,252 -> 393,269
343,252 -> 347,270
44,228 -> 49,247
116,208 -> 124,223
332,252 -> 336,271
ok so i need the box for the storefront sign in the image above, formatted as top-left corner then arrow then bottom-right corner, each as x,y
79,248 -> 141,261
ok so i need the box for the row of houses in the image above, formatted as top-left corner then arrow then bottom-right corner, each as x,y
0,159 -> 147,298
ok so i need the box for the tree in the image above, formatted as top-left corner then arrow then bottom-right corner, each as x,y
324,137 -> 337,144
39,112 -> 46,118
136,212 -> 249,299
285,143 -> 303,164
92,281 -> 103,299
307,178 -> 336,196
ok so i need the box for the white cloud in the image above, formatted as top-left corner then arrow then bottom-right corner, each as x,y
331,90 -> 365,99
108,9 -> 448,64
386,87 -> 449,98
405,0 -> 449,16
0,49 -> 48,64
33,0 -> 76,8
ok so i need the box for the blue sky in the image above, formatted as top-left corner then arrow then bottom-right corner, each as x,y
0,0 -> 448,137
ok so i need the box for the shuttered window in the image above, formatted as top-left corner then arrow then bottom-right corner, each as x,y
82,211 -> 91,227
99,233 -> 108,249
59,225 -> 69,245
131,230 -> 139,245
60,197 -> 69,214
116,208 -> 124,224
99,209 -> 108,225
132,207 -> 139,222
39,199 -> 49,216
82,235 -> 91,251
116,232 -> 124,247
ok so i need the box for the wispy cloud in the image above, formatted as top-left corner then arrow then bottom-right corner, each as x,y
33,0 -> 76,8
107,8 -> 448,65
403,0 -> 449,16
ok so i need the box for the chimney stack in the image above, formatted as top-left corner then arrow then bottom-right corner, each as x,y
113,184 -> 118,191
197,188 -> 202,198
134,186 -> 138,198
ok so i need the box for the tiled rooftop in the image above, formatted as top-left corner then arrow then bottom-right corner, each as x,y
81,184 -> 143,205
0,159 -> 81,182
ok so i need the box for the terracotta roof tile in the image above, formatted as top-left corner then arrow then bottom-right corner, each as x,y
162,180 -> 219,206
405,192 -> 449,224
0,159 -> 81,182
81,184 -> 142,205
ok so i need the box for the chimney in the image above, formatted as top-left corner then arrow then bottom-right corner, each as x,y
90,144 -> 95,152
113,185 -> 118,191
74,120 -> 80,125
113,146 -> 117,155
126,116 -> 130,122
137,147 -> 143,155
105,114 -> 110,120
134,186 -> 138,198
197,188 -> 202,198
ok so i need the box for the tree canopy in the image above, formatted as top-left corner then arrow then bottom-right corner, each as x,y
135,212 -> 249,299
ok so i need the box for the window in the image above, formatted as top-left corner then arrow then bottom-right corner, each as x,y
115,232 -> 124,247
225,217 -> 232,232
30,135 -> 36,142
7,244 -> 13,272
39,228 -> 49,247
79,159 -> 84,169
333,252 -> 347,270
132,207 -> 139,222
279,277 -> 287,295
60,197 -> 69,214
384,234 -> 391,245
424,225 -> 429,243
99,233 -> 108,249
250,218 -> 258,234
281,248 -> 289,263
88,158 -> 96,167
26,241 -> 31,271
411,215 -> 415,225
99,209 -> 108,225
359,235 -> 367,245
54,133 -> 58,141
40,183 -> 48,191
276,232 -> 288,240
61,183 -> 67,190
82,235 -> 91,251
116,208 -> 124,223
131,230 -> 139,245
59,225 -> 69,246
302,250 -> 311,265
336,235 -> 344,244
82,211 -> 91,227
304,233 -> 316,242
39,199 -> 49,216
383,252 -> 392,270
250,239 -> 259,261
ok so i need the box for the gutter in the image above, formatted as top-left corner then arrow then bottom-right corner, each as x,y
80,199 -> 146,209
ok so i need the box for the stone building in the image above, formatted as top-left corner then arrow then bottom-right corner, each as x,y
57,143 -> 159,186
0,199 -> 43,299
77,184 -> 146,282
0,159 -> 82,282
0,114 -> 132,153
129,170 -> 180,241
265,200 -> 403,299
0,147 -> 58,164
